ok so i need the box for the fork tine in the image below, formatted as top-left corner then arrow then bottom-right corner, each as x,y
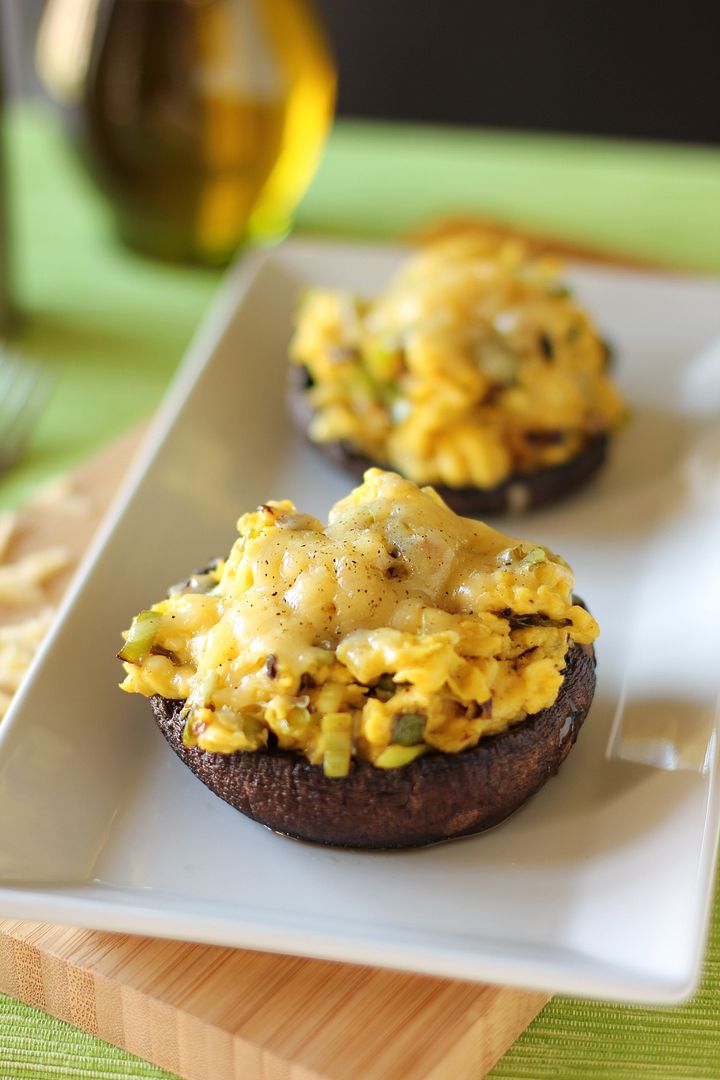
0,353 -> 29,417
0,352 -> 25,408
0,353 -> 55,469
1,360 -> 38,420
4,368 -> 53,442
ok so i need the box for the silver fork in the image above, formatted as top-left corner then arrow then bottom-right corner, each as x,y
0,350 -> 54,471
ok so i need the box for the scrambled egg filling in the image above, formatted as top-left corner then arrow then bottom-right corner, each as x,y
119,470 -> 598,775
290,235 -> 625,489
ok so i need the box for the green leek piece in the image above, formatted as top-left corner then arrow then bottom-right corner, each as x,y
315,682 -> 345,715
365,337 -> 403,382
240,712 -> 264,740
499,543 -> 548,569
322,711 -> 352,734
375,743 -> 429,769
352,364 -> 401,410
117,610 -> 161,664
197,671 -> 217,706
181,716 -> 195,749
323,749 -> 351,778
349,370 -> 377,398
375,673 -> 396,702
322,712 -> 352,777
392,713 -> 426,746
180,702 -> 200,749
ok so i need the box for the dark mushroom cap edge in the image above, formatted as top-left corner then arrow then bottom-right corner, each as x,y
288,365 -> 609,516
150,641 -> 596,850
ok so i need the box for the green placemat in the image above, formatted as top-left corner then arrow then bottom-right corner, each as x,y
0,993 -> 171,1079
299,120 -> 720,274
0,105 -> 719,1079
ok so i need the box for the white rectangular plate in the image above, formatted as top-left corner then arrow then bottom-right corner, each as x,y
1,240 -> 719,1004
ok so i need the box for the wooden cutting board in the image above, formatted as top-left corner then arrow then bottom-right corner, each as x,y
0,428 -> 549,1080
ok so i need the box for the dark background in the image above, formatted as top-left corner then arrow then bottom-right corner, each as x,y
315,0 -> 720,145
5,0 -> 720,145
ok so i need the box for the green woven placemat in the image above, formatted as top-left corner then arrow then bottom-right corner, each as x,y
0,992 -> 173,1079
0,105 -> 718,1079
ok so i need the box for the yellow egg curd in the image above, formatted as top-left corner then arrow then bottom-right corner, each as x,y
119,470 -> 598,776
290,234 -> 625,489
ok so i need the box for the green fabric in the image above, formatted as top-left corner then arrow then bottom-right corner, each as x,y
1,105 -> 719,1079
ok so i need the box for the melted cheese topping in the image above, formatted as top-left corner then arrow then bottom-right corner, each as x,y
120,470 -> 598,772
290,234 -> 625,489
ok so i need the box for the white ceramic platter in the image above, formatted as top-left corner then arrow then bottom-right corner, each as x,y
1,240 -> 719,1004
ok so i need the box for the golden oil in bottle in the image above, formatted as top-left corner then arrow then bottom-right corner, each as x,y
37,0 -> 336,263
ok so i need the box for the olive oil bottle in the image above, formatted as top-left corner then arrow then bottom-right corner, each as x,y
37,0 -> 335,263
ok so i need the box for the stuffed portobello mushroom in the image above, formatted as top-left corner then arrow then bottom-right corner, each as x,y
289,235 -> 625,515
119,469 -> 598,849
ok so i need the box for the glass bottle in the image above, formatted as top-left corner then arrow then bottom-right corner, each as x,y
36,0 -> 335,264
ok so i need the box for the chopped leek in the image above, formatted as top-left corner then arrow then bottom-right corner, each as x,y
316,682 -> 345,715
322,712 -> 352,777
365,337 -> 403,382
117,610 -> 161,664
392,713 -> 425,746
522,547 -> 547,567
375,744 -> 429,769
376,673 -> 396,702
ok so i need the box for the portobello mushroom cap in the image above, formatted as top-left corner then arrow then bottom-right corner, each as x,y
150,641 -> 596,850
288,365 -> 608,516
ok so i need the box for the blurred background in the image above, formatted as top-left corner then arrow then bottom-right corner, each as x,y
6,0 -> 719,143
0,0 -> 718,509
315,0 -> 719,144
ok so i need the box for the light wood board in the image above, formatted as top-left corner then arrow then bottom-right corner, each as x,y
0,427 -> 549,1080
